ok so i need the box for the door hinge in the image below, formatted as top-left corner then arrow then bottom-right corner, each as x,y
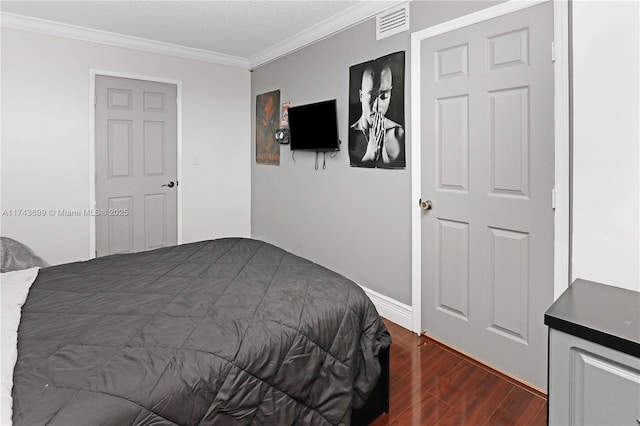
552,188 -> 556,209
551,42 -> 556,62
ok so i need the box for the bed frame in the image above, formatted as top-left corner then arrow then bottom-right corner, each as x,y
351,344 -> 390,425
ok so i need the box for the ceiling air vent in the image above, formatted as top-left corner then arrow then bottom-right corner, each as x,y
376,4 -> 409,40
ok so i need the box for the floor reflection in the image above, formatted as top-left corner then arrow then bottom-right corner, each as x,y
370,319 -> 547,426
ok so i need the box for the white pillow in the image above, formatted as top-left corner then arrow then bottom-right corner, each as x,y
0,267 -> 39,426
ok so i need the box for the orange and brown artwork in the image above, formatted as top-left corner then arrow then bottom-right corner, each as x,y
256,90 -> 280,166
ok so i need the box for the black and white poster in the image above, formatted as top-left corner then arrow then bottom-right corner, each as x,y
348,51 -> 405,169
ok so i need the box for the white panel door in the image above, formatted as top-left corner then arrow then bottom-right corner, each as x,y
420,3 -> 554,388
95,76 -> 177,256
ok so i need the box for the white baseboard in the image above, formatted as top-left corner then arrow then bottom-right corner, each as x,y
359,285 -> 413,332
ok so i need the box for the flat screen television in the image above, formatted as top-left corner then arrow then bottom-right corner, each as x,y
288,99 -> 340,151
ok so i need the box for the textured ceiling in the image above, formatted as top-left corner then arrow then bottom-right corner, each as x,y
1,1 -> 388,59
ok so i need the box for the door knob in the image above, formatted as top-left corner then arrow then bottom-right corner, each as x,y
419,199 -> 433,210
162,181 -> 175,188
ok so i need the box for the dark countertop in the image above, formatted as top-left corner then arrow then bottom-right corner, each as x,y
544,279 -> 640,357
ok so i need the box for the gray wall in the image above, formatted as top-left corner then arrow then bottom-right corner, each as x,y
251,1 -> 503,305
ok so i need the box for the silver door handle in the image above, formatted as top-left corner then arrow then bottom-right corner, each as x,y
161,181 -> 175,188
419,199 -> 433,210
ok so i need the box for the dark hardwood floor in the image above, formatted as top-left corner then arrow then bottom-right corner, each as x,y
372,319 -> 548,426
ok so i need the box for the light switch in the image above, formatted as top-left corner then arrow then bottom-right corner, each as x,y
192,156 -> 199,165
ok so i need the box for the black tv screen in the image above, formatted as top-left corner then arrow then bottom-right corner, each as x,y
288,100 -> 339,151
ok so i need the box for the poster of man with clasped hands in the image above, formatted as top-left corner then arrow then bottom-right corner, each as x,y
349,51 -> 405,169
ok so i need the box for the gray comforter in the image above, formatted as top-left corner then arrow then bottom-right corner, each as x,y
12,238 -> 390,425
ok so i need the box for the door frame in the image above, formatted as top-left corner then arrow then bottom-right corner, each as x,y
88,69 -> 183,259
410,0 -> 571,333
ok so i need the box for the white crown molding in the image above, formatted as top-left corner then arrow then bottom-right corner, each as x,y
0,12 -> 250,69
248,1 -> 407,69
1,2 -> 406,71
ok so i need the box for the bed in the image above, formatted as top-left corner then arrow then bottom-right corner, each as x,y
5,238 -> 390,425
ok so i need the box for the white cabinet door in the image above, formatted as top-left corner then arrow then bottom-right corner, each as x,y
548,329 -> 640,426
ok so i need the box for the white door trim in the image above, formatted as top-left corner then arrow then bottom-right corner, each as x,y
551,0 -> 571,301
88,69 -> 183,259
410,0 -> 570,333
